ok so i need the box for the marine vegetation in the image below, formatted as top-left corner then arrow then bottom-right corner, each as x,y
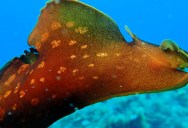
0,0 -> 188,127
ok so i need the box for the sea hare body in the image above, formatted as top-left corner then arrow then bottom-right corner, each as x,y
0,0 -> 188,127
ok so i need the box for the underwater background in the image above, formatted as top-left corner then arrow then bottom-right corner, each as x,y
0,0 -> 188,127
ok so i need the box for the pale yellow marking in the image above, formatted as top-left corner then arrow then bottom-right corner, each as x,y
57,67 -> 67,74
51,21 -> 62,30
41,32 -> 49,42
75,27 -> 88,34
73,69 -> 79,76
69,40 -> 77,46
30,79 -> 35,85
39,78 -> 45,83
88,64 -> 94,67
92,76 -> 99,80
38,61 -> 45,69
29,70 -> 34,75
116,66 -> 125,70
20,91 -> 25,98
66,21 -> 75,28
31,98 -> 39,106
3,90 -> 12,98
12,104 -> 17,111
51,40 -> 61,48
83,54 -> 90,59
35,42 -> 41,50
115,53 -> 121,57
78,76 -> 85,80
4,74 -> 16,86
70,55 -> 77,59
81,45 -> 88,50
18,64 -> 29,74
96,53 -> 108,57
14,82 -> 21,94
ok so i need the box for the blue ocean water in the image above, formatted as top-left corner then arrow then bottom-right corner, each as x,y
0,0 -> 188,67
0,0 -> 188,128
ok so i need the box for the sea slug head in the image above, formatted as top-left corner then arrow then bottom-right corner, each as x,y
125,26 -> 188,70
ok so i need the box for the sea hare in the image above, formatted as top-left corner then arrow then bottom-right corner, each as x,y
0,0 -> 188,127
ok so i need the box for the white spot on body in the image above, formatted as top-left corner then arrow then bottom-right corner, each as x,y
3,90 -> 12,98
69,40 -> 77,46
4,74 -> 16,86
70,55 -> 77,59
30,79 -> 35,85
51,21 -> 61,30
66,21 -> 75,28
75,27 -> 88,34
88,64 -> 94,67
7,111 -> 12,116
51,40 -> 61,48
41,32 -> 49,42
18,64 -> 29,74
38,61 -> 45,69
57,67 -> 67,74
14,83 -> 21,94
39,78 -> 45,83
12,104 -> 17,111
96,53 -> 108,57
20,91 -> 25,98
81,45 -> 88,49
73,69 -> 79,76
83,54 -> 90,59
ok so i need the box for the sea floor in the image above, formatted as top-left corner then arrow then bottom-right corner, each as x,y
50,82 -> 188,128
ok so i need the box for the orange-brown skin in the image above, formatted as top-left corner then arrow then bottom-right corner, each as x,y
0,0 -> 188,127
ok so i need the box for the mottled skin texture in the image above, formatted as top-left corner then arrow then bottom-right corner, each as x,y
0,0 -> 188,128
